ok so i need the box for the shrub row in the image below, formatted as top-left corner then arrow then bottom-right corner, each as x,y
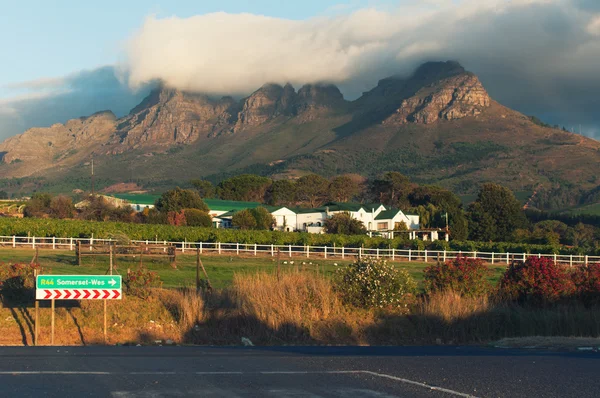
0,217 -> 594,254
425,256 -> 600,306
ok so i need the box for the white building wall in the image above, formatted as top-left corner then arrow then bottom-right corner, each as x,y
271,208 -> 297,232
296,212 -> 327,231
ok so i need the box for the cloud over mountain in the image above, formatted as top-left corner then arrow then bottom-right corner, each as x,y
1,0 -> 599,140
124,0 -> 600,134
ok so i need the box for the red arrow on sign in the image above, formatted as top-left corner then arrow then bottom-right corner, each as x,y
73,290 -> 81,299
83,290 -> 91,299
44,290 -> 51,299
112,290 -> 120,299
92,290 -> 101,299
53,290 -> 61,299
64,290 -> 72,299
102,290 -> 110,299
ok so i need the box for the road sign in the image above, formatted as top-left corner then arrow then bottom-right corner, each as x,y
36,275 -> 122,300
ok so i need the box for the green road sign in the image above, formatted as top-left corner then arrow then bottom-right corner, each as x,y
36,275 -> 122,300
37,275 -> 121,289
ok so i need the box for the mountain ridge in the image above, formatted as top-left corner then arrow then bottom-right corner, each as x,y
0,60 -> 598,196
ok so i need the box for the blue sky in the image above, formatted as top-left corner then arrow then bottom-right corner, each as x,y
0,0 -> 383,97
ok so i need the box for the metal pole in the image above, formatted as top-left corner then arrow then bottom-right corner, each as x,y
104,300 -> 107,344
34,300 -> 39,346
196,248 -> 201,292
51,299 -> 55,346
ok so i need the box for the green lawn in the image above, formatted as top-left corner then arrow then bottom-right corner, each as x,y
0,248 -> 508,290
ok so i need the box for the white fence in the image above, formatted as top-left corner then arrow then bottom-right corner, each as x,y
0,235 -> 596,266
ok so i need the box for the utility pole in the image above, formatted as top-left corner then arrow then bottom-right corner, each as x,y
91,158 -> 95,196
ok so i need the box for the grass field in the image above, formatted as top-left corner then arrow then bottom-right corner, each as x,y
0,248 -> 508,290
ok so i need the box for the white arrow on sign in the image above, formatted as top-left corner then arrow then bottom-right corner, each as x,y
109,279 -> 117,286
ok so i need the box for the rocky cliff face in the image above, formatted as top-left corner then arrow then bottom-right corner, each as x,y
0,61 -> 502,177
113,88 -> 239,150
0,111 -> 116,176
383,73 -> 491,125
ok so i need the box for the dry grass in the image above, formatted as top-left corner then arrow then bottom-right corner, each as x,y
2,272 -> 600,346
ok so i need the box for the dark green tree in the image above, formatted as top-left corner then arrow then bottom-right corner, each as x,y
250,207 -> 275,230
190,179 -> 216,198
232,209 -> 257,230
295,174 -> 329,208
155,188 -> 209,213
409,185 -> 469,240
324,212 -> 367,235
329,175 -> 360,202
217,174 -> 272,202
265,180 -> 296,206
467,183 -> 528,241
369,172 -> 412,208
183,209 -> 213,227
23,193 -> 53,218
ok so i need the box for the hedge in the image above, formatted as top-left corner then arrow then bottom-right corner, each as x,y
0,217 -> 591,255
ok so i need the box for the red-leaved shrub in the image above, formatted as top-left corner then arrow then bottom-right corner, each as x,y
571,263 -> 600,306
498,257 -> 575,304
424,256 -> 491,297
124,267 -> 162,299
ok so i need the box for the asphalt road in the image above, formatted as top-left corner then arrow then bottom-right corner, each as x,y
0,346 -> 598,397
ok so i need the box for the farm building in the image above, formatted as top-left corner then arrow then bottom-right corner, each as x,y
110,194 -> 448,240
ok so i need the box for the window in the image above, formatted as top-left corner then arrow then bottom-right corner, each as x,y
377,222 -> 388,231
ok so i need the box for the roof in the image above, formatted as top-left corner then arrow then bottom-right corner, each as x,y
219,210 -> 239,218
112,193 -> 160,205
203,199 -> 261,212
375,209 -> 403,220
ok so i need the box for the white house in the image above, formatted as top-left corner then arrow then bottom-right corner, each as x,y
270,207 -> 297,232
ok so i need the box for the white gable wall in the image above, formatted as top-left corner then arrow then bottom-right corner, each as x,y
271,208 -> 297,232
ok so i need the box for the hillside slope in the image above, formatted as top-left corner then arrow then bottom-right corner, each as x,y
0,61 -> 598,194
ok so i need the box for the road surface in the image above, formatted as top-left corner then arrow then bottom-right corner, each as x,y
0,346 -> 598,397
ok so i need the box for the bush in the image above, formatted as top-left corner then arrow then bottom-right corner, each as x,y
424,256 -> 491,297
334,257 -> 416,310
324,212 -> 366,235
498,257 -> 575,304
0,262 -> 40,300
571,263 -> 600,306
124,267 -> 162,299
184,209 -> 212,227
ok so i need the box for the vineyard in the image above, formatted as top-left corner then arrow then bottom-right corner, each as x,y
0,217 -> 594,255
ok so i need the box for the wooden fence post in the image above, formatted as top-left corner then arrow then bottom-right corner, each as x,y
324,246 -> 327,259
254,244 -> 257,256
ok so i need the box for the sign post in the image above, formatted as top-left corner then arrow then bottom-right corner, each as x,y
35,275 -> 122,346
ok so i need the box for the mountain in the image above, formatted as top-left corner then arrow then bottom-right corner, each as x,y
1,61 -> 599,196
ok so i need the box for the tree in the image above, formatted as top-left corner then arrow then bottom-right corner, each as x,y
409,185 -> 469,240
329,175 -> 360,202
232,209 -> 257,230
265,180 -> 296,206
190,179 -> 215,198
369,172 -> 412,208
48,195 -> 75,219
295,174 -> 329,208
324,212 -> 367,235
155,188 -> 209,213
184,209 -> 213,227
78,196 -> 135,222
250,207 -> 275,230
23,193 -> 53,218
217,174 -> 272,202
467,183 -> 528,242
0,191 -> 8,200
